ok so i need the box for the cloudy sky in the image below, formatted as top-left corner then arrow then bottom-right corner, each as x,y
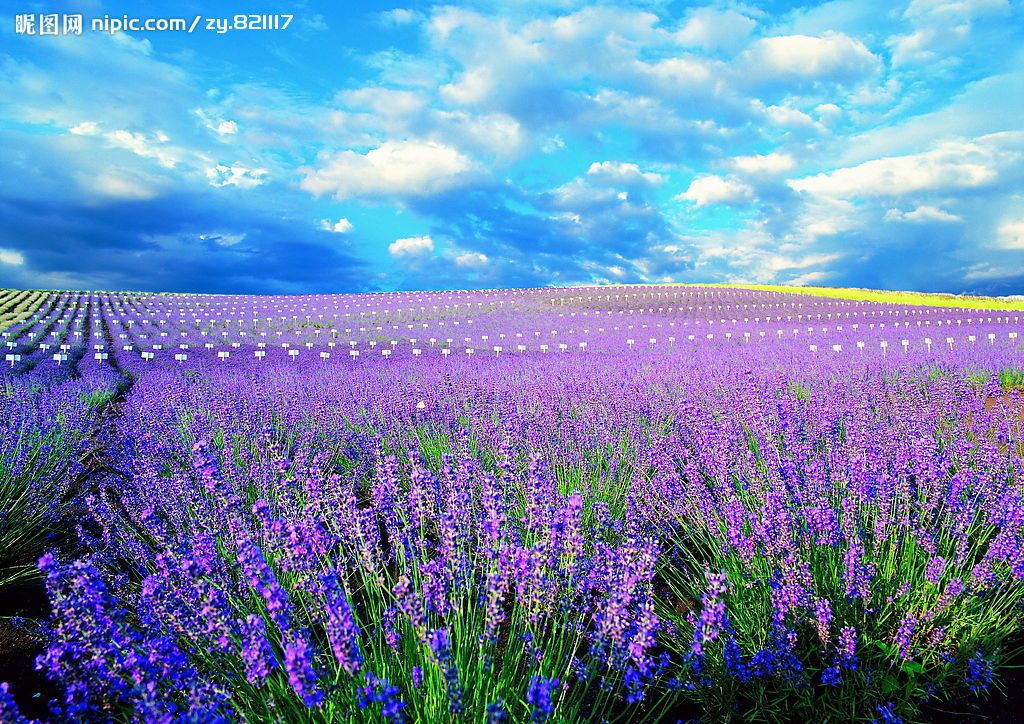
1,0 -> 1022,294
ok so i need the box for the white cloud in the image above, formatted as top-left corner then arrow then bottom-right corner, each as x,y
542,135 -> 565,153
454,251 -> 489,268
884,205 -> 963,223
890,0 -> 1010,66
320,218 -> 354,233
301,140 -> 475,200
676,175 -> 753,206
754,101 -> 825,132
791,198 -> 861,239
742,32 -> 879,80
834,75 -> 1024,167
675,8 -> 757,51
206,164 -> 268,188
816,103 -> 842,123
440,67 -> 495,106
338,87 -> 428,118
194,108 -> 239,136
105,129 -> 183,169
732,152 -> 795,174
763,252 -> 844,273
379,8 -> 422,26
639,56 -> 717,90
586,161 -> 664,186
963,261 -> 1023,281
788,270 -> 830,286
996,219 -> 1024,249
389,235 -> 435,257
0,248 -> 25,266
788,138 -> 1006,197
904,0 -> 1010,20
888,26 -> 969,66
66,123 -> 187,169
69,121 -> 100,136
431,110 -> 523,157
198,232 -> 246,247
87,171 -> 162,200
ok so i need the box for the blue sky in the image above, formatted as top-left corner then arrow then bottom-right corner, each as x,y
0,0 -> 1022,294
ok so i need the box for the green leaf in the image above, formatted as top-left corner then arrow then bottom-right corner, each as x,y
881,674 -> 900,695
876,640 -> 897,657
901,660 -> 926,675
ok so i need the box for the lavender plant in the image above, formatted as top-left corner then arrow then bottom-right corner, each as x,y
0,285 -> 1022,722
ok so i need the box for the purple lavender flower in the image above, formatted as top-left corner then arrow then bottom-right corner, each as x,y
691,571 -> 729,656
820,665 -> 842,686
359,672 -> 406,723
321,574 -> 363,675
925,556 -> 946,585
893,614 -> 918,660
283,633 -> 325,708
239,614 -> 275,686
966,650 -> 994,694
874,701 -> 903,724
428,628 -> 464,714
526,675 -> 560,723
812,598 -> 833,644
0,683 -> 29,724
723,631 -> 751,683
486,699 -> 508,723
627,591 -> 660,674
838,626 -> 858,670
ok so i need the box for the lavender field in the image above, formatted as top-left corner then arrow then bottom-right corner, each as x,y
2,285 -> 1023,723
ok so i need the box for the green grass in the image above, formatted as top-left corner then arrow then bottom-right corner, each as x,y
654,284 -> 1024,311
0,289 -> 51,333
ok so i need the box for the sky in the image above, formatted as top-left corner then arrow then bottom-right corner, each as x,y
0,0 -> 1022,295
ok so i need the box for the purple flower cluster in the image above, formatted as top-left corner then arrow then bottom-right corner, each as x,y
3,286 -> 1023,720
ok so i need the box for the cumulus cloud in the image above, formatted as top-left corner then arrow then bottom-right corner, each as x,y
69,121 -> 100,136
996,219 -> 1024,249
789,198 -> 862,240
68,122 -> 189,170
787,136 -> 1015,197
741,32 -> 880,81
195,109 -> 238,136
904,0 -> 1010,19
0,248 -> 25,266
301,140 -> 476,200
884,205 -> 963,223
675,8 -> 757,51
4,0 -> 1024,295
389,235 -> 435,257
104,129 -> 185,169
337,87 -> 429,119
788,270 -> 831,286
757,103 -> 825,133
963,261 -> 1023,281
85,171 -> 164,201
379,8 -> 423,26
454,251 -> 489,268
890,0 -> 1011,66
320,218 -> 354,233
676,175 -> 753,206
732,152 -> 796,174
430,111 -> 523,158
586,161 -> 664,187
206,164 -> 268,189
